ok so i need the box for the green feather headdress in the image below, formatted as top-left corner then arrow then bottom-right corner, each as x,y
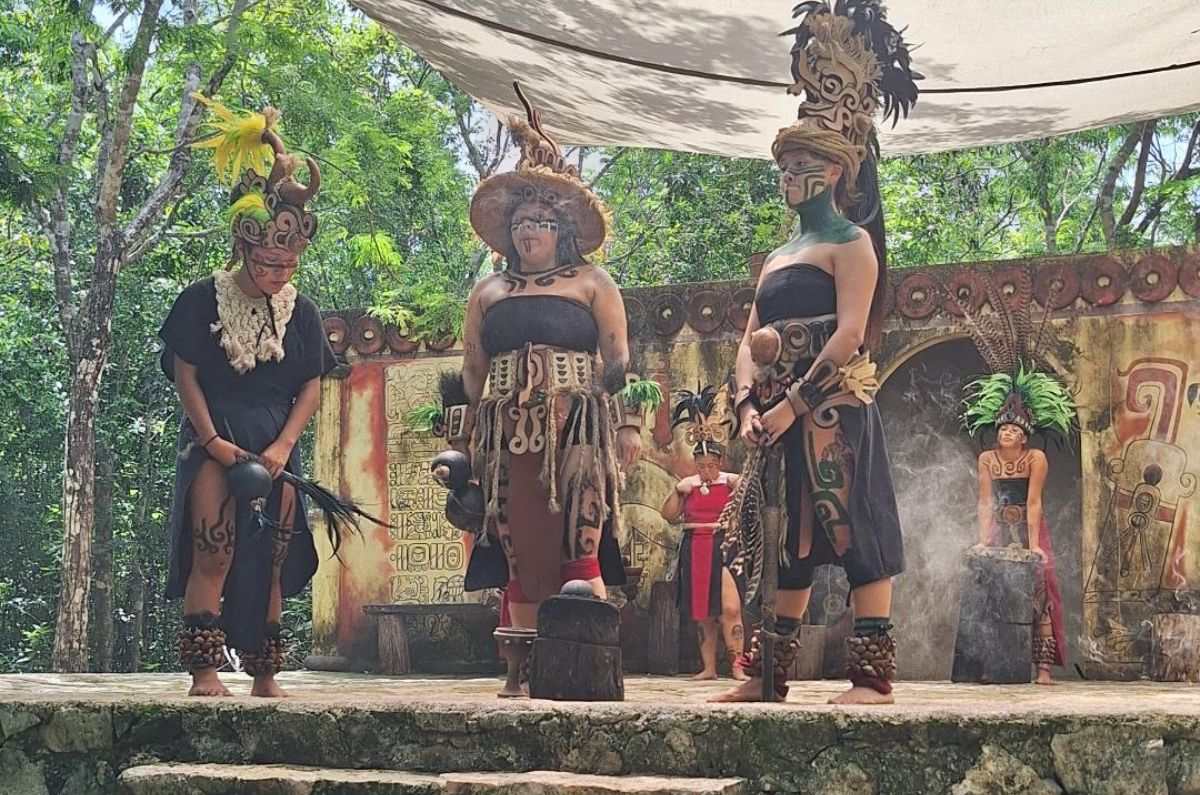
619,378 -> 664,412
961,362 -> 1077,438
956,273 -> 1078,440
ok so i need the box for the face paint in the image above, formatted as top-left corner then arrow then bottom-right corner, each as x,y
781,163 -> 829,207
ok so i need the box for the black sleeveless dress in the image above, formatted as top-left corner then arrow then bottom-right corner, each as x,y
754,264 -> 904,590
158,276 -> 336,651
464,294 -> 626,592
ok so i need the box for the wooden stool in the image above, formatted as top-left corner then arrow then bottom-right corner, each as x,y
1152,613 -> 1200,682
362,603 -> 499,675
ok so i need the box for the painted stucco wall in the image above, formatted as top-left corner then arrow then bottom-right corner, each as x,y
313,247 -> 1200,681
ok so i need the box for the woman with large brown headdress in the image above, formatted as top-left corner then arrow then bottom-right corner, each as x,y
439,84 -> 653,696
160,98 -> 338,697
713,0 -> 919,704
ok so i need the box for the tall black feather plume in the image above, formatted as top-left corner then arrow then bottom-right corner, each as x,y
837,0 -> 923,127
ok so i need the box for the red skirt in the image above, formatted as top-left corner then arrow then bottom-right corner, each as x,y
676,528 -> 726,621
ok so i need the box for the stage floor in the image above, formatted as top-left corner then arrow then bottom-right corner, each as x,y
2,673 -> 1198,794
2,671 -> 1199,716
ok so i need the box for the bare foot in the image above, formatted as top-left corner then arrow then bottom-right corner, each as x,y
829,685 -> 894,705
1035,667 -> 1054,685
497,683 -> 528,699
249,675 -> 290,698
691,669 -> 718,681
708,677 -> 784,703
188,669 -> 232,697
730,664 -> 750,682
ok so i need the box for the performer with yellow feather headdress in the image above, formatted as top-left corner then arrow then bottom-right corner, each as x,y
660,384 -> 748,682
714,0 -> 918,704
159,96 -> 336,697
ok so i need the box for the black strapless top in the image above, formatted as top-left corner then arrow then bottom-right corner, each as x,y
994,478 -> 1029,509
755,264 -> 838,324
481,295 -> 599,355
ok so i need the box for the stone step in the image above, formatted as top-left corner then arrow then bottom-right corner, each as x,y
118,763 -> 748,795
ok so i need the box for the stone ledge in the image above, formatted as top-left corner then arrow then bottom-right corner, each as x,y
4,674 -> 1200,794
118,764 -> 747,795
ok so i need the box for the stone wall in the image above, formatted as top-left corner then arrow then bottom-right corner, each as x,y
313,247 -> 1200,681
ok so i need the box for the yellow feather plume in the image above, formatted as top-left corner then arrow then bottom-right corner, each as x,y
191,93 -> 279,185
225,191 -> 271,227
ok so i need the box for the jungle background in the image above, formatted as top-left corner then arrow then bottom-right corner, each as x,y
0,0 -> 1197,672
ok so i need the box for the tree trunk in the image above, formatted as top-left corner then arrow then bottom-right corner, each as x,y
1043,212 -> 1058,256
90,442 -> 114,671
52,349 -> 106,672
122,419 -> 155,671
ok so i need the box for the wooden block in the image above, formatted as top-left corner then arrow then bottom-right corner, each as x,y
529,637 -> 624,701
966,548 -> 1037,625
538,595 -> 620,646
647,581 -> 679,675
952,554 -> 1033,684
376,614 -> 411,675
1152,613 -> 1200,683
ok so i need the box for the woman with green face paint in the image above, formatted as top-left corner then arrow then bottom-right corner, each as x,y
713,0 -> 920,705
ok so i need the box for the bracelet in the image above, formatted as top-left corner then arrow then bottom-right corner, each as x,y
443,404 -> 470,443
784,377 -> 824,417
201,433 -> 220,450
608,395 -> 644,431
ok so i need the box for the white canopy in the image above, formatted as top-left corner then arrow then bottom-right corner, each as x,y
355,0 -> 1200,157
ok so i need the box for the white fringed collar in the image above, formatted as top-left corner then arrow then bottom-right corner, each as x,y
211,269 -> 297,374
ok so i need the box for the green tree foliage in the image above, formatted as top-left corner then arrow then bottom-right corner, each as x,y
0,0 -> 477,671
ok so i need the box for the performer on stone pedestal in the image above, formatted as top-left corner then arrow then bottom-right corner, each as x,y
712,0 -> 918,704
439,84 -> 656,696
660,386 -> 748,681
960,286 -> 1076,685
161,98 -> 342,697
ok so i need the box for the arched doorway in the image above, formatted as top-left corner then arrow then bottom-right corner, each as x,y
841,337 -> 1085,680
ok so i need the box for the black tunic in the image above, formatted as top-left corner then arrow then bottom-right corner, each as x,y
159,276 -> 335,651
755,264 -> 905,590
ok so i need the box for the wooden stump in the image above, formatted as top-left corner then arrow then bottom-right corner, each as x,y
788,625 -> 826,681
951,546 -> 1037,685
1152,613 -> 1200,682
376,614 -> 411,675
822,609 -> 853,680
647,581 -> 680,675
530,594 -> 624,701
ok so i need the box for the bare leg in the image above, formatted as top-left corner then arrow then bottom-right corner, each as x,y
718,568 -> 748,680
693,619 -> 720,680
507,600 -> 539,629
831,578 -> 895,705
183,460 -> 235,697
250,484 -> 295,698
709,588 -> 810,702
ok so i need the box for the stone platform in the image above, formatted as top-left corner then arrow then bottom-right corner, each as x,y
1,673 -> 1199,794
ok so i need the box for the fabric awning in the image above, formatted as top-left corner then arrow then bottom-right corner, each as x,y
355,0 -> 1200,157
